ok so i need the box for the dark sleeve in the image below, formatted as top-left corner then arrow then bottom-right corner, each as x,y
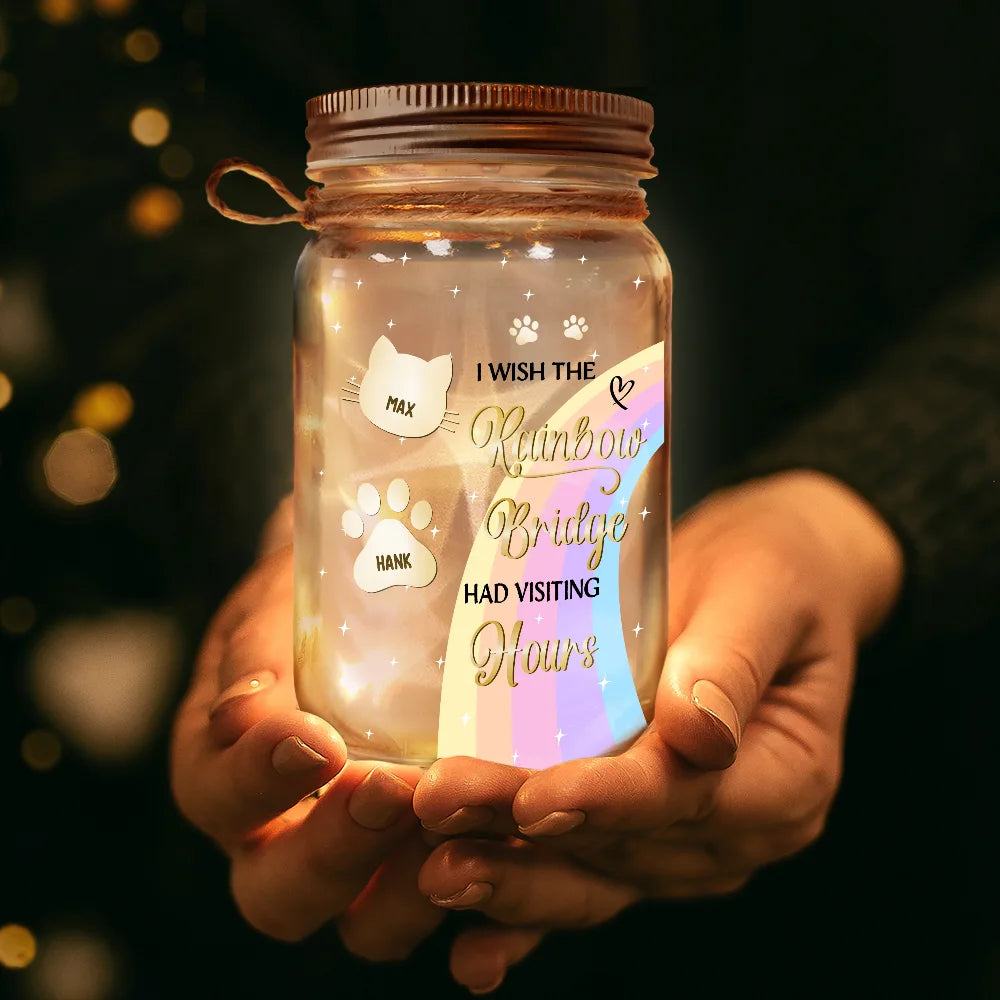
722,264 -> 1000,644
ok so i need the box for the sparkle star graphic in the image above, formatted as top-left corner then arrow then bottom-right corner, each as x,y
512,750 -> 520,764
318,568 -> 327,577
400,252 -> 410,265
555,729 -> 566,744
642,419 -> 650,430
450,285 -> 461,297
461,712 -> 471,727
331,322 -> 341,333
338,621 -> 349,635
524,289 -> 534,301
436,657 -> 445,668
318,470 -> 324,477
430,525 -> 440,538
470,491 -> 478,502
355,279 -> 363,289
632,622 -> 644,636
387,318 -> 395,329
399,437 -> 405,444
633,275 -> 644,289
640,507 -> 650,520
390,657 -> 398,667
349,375 -> 357,383
578,254 -> 588,264
364,728 -> 374,739
599,675 -> 610,691
499,257 -> 507,268
535,614 -> 543,624
590,349 -> 599,361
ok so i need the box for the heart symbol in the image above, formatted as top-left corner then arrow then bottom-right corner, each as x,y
609,375 -> 635,410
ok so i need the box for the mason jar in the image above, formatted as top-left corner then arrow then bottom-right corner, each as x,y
209,83 -> 671,768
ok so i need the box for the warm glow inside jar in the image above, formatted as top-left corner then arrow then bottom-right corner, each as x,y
290,85 -> 671,767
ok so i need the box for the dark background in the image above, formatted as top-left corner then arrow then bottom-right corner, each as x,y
1,1 -> 997,997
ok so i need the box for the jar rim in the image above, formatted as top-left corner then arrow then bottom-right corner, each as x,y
304,83 -> 656,178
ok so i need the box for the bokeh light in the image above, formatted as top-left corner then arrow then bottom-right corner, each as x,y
1,595 -> 36,634
129,106 -> 170,147
30,930 -> 117,1000
158,144 -> 193,180
43,428 -> 118,505
21,729 -> 62,771
0,69 -> 18,106
0,269 -> 55,373
123,28 -> 160,63
92,0 -> 134,16
36,0 -> 81,25
0,369 -> 12,408
182,1 -> 205,35
0,924 -> 37,970
30,611 -> 182,763
127,185 -> 182,237
72,382 -> 133,433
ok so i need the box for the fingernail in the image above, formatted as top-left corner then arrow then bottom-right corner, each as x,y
469,971 -> 506,996
422,805 -> 495,835
518,809 -> 585,837
208,670 -> 277,719
429,881 -> 493,909
692,679 -> 741,751
348,767 -> 413,830
271,735 -> 328,775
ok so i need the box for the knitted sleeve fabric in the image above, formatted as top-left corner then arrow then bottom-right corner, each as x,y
722,266 -> 1000,644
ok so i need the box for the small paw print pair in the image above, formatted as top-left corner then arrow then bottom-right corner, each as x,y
509,314 -> 589,346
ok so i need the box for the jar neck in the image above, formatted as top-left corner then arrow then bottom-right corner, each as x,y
305,161 -> 649,224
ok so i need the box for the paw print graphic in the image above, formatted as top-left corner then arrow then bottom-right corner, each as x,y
509,315 -> 539,346
342,478 -> 437,593
563,315 -> 589,340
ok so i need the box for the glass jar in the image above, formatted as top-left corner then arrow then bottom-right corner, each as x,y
207,84 -> 671,768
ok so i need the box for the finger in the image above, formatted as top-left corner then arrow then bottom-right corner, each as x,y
657,543 -> 811,769
420,838 -> 638,928
337,836 -> 446,961
511,727 -> 715,846
175,708 -> 348,848
450,925 -> 546,995
414,757 -> 531,837
230,761 -> 420,942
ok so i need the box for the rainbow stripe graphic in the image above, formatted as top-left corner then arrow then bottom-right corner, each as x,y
438,342 -> 665,767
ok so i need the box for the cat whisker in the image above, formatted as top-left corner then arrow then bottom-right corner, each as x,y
444,410 -> 459,415
437,424 -> 456,433
341,386 -> 360,394
340,397 -> 360,403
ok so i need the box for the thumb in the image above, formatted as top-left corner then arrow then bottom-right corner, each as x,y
655,558 -> 804,770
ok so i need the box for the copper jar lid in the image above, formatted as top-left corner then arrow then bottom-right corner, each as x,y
305,83 -> 655,178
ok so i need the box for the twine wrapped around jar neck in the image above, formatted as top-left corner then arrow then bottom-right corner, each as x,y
205,158 -> 649,229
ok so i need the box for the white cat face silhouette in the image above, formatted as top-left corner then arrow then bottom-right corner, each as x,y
356,336 -> 454,438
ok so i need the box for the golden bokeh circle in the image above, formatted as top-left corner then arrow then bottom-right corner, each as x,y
36,0 -> 81,25
43,428 -> 118,505
127,186 -> 182,237
72,382 -> 133,433
129,107 -> 170,147
22,730 -> 62,771
124,28 -> 160,63
0,371 -> 12,409
0,924 -> 37,969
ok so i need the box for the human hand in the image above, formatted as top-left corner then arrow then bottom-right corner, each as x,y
414,471 -> 904,992
170,498 -> 445,957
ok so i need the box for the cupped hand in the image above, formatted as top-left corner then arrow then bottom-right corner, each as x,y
170,498 -> 444,958
414,471 -> 904,992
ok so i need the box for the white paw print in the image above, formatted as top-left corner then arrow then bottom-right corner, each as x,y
563,315 -> 589,340
342,479 -> 437,593
509,315 -> 539,346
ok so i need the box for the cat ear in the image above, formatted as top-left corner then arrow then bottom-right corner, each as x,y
368,336 -> 397,368
428,353 -> 454,390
